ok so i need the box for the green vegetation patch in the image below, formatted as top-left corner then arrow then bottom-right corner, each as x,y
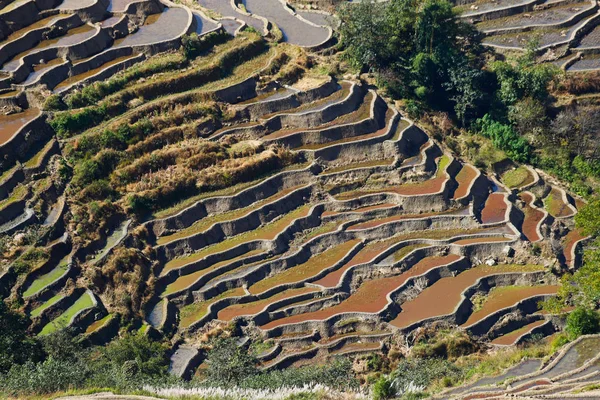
39,292 -> 95,336
502,166 -> 533,188
85,314 -> 112,334
30,294 -> 64,318
23,255 -> 70,298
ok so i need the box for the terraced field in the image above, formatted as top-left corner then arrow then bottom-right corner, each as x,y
437,335 -> 600,399
0,0 -> 594,384
454,0 -> 600,71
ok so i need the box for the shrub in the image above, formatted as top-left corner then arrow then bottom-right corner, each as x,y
43,94 -> 67,111
475,114 -> 531,162
99,332 -> 169,377
50,105 -> 108,138
404,99 -> 425,120
205,337 -> 258,386
372,376 -> 395,400
182,31 -> 228,59
565,307 -> 600,340
0,302 -> 43,374
72,149 -> 123,188
241,358 -> 357,391
65,52 -> 188,108
1,358 -> 88,395
11,247 -> 49,275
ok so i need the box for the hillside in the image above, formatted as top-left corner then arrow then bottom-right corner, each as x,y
0,0 -> 599,399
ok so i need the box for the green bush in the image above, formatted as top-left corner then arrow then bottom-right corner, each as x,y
372,376 -> 395,400
240,358 -> 357,391
50,105 -> 108,138
475,114 -> 531,162
205,337 -> 258,386
99,332 -> 169,377
66,53 -> 188,109
43,94 -> 67,111
182,31 -> 228,59
72,150 -> 123,188
0,302 -> 43,374
565,307 -> 600,340
12,247 -> 49,275
0,331 -> 174,396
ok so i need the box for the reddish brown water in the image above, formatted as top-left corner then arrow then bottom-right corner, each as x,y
217,287 -> 317,321
390,264 -> 543,328
452,236 -> 510,245
0,108 -> 40,145
347,211 -> 438,231
161,250 -> 264,296
520,192 -> 544,242
54,54 -> 137,91
322,203 -> 395,217
563,229 -> 586,266
462,285 -> 560,327
313,236 -> 410,288
453,164 -> 478,200
248,240 -> 360,294
491,319 -> 546,345
329,341 -> 381,355
481,193 -> 507,224
346,206 -> 466,231
261,254 -> 461,329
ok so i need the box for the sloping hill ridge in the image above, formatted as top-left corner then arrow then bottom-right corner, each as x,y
0,0 -> 596,387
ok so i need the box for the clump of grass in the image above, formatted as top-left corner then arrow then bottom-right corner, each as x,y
12,247 -> 50,275
502,166 -> 532,188
64,52 -> 189,109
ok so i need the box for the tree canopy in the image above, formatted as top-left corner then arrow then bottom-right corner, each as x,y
338,0 -> 489,119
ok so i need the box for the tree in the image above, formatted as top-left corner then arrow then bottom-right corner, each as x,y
551,106 -> 600,160
491,54 -> 559,110
508,97 -> 547,140
565,307 -> 600,339
205,337 -> 258,386
99,332 -> 169,378
0,301 -> 43,373
445,60 -> 487,126
337,0 -> 487,119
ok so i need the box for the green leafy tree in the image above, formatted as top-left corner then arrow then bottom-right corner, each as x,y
0,301 -> 43,373
205,337 -> 258,386
491,50 -> 559,110
565,307 -> 600,339
338,0 -> 487,120
99,332 -> 169,378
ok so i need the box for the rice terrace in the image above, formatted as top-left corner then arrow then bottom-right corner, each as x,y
1,0 -> 600,399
